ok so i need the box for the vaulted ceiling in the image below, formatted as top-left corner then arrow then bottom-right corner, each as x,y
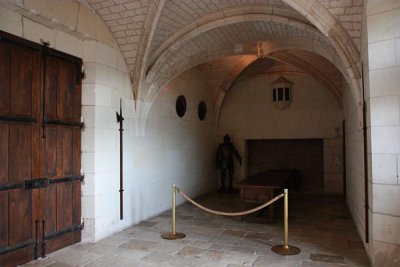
0,0 -> 361,110
81,0 -> 352,104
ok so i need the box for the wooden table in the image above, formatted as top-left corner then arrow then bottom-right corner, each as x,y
236,171 -> 291,220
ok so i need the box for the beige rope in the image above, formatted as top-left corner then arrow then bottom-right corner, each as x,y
175,187 -> 284,217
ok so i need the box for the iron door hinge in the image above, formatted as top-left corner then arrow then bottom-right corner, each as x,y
24,178 -> 49,190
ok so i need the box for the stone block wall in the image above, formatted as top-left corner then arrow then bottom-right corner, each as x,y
81,40 -> 133,241
365,1 -> 400,265
342,76 -> 366,244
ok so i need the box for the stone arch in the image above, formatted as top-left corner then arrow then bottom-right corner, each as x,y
136,37 -> 347,135
137,0 -> 362,133
147,5 -> 315,69
146,38 -> 345,101
145,12 -> 325,88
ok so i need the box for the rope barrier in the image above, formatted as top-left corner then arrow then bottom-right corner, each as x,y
175,186 -> 284,217
161,183 -> 301,256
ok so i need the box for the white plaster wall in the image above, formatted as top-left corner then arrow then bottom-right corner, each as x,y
138,68 -> 217,203
217,72 -> 343,193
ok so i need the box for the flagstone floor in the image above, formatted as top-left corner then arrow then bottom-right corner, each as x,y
22,193 -> 370,267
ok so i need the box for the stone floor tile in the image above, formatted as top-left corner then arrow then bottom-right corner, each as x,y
96,235 -> 132,246
22,194 -> 370,267
210,235 -> 243,245
87,243 -> 129,257
69,242 -> 96,252
46,262 -> 74,267
102,257 -> 142,267
202,249 -> 224,261
245,232 -> 274,241
190,226 -> 224,235
200,262 -> 228,267
47,249 -> 102,266
166,254 -> 208,267
185,232 -> 214,242
119,238 -> 157,251
300,260 -> 354,267
150,242 -> 184,254
82,256 -> 114,267
115,247 -> 150,260
310,253 -> 345,264
208,243 -> 225,250
222,230 -> 247,237
137,221 -> 158,227
219,251 -> 258,266
253,256 -> 301,267
130,230 -> 167,242
185,240 -> 213,249
22,257 -> 56,266
223,244 -> 255,255
176,245 -> 206,257
141,251 -> 173,264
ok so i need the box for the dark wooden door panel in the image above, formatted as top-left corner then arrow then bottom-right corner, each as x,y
57,61 -> 77,121
9,125 -> 32,183
9,190 -> 32,245
0,124 -> 9,184
45,186 -> 57,235
73,128 -> 81,175
46,231 -> 79,256
44,127 -> 57,177
10,49 -> 34,116
72,181 -> 81,225
0,192 -> 8,248
0,31 -> 82,266
56,183 -> 73,230
59,128 -> 74,176
0,246 -> 33,267
0,46 -> 10,113
44,57 -> 58,120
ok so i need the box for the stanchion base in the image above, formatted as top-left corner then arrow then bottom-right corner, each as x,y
271,245 -> 301,255
161,232 -> 186,240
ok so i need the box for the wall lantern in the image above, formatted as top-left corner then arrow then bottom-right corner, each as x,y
271,76 -> 293,111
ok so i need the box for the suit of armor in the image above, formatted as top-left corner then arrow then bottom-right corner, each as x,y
216,135 -> 241,190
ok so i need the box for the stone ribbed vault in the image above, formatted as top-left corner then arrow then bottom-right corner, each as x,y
1,0 -> 363,131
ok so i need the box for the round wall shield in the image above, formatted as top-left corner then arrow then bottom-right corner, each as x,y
198,101 -> 207,121
176,95 -> 187,117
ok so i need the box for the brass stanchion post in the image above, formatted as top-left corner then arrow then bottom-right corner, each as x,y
161,184 -> 186,240
272,189 -> 300,255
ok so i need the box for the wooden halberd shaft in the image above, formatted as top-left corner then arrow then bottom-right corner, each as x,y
117,99 -> 124,220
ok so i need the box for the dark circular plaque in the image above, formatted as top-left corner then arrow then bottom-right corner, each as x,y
176,95 -> 187,117
198,101 -> 207,121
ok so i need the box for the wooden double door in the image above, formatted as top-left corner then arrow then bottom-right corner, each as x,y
0,31 -> 83,266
